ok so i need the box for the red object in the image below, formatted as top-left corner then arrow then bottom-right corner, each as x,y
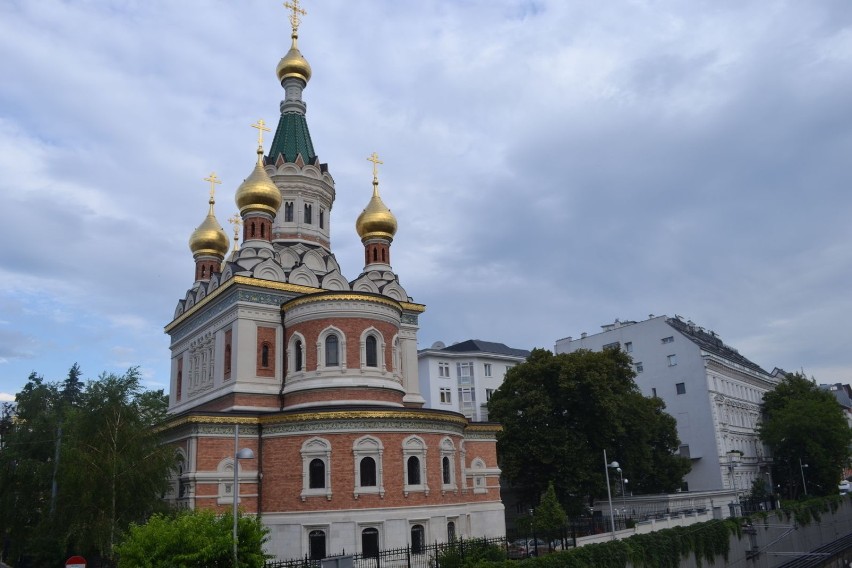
65,556 -> 87,568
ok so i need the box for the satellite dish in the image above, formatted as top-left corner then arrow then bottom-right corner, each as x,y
431,341 -> 446,349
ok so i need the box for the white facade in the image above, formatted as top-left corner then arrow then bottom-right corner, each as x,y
418,340 -> 530,422
555,316 -> 779,493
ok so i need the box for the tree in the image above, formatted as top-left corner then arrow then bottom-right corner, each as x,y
114,510 -> 270,568
488,348 -> 690,514
759,372 -> 852,499
534,482 -> 566,545
0,366 -> 176,565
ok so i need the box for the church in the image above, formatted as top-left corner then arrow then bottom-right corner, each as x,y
159,3 -> 505,560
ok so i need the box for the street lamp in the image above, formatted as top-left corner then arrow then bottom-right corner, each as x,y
604,450 -> 619,539
799,458 -> 809,496
616,467 -> 626,515
233,424 -> 255,568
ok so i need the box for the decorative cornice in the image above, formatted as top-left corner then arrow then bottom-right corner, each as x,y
283,292 -> 402,313
400,301 -> 426,313
464,423 -> 503,434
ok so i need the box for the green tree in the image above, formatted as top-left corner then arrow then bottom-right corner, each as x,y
488,348 -> 690,514
534,482 -> 566,544
115,509 -> 270,568
759,372 -> 852,499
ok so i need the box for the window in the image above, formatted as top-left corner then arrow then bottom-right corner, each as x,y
301,438 -> 332,500
676,382 -> 686,395
662,336 -> 674,344
319,209 -> 325,229
284,201 -> 294,222
309,459 -> 325,488
304,203 -> 312,224
625,341 -> 633,353
325,334 -> 339,366
411,525 -> 425,554
667,354 -> 677,366
458,388 -> 475,407
442,456 -> 451,484
457,362 -> 474,384
224,345 -> 232,376
440,438 -> 456,491
366,335 -> 378,367
636,362 -> 644,373
485,388 -> 495,401
309,530 -> 326,560
295,340 -> 303,371
362,528 -> 379,558
484,363 -> 492,377
261,343 -> 270,368
679,445 -> 691,458
603,341 -> 620,350
438,362 -> 450,377
447,521 -> 456,543
651,387 -> 657,397
353,436 -> 384,497
407,456 -> 421,485
439,388 -> 452,403
360,457 -> 377,487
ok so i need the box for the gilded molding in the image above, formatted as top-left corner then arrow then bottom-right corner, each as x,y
399,301 -> 426,313
464,423 -> 503,434
283,292 -> 402,313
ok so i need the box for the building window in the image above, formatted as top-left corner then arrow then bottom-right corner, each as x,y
447,521 -> 456,543
667,354 -> 677,366
468,457 -> 487,494
662,336 -> 674,344
603,341 -> 620,350
309,459 -> 325,489
411,525 -> 425,554
442,456 -> 451,485
407,456 -> 421,485
440,437 -> 456,490
365,335 -> 378,367
625,341 -> 633,353
309,530 -> 326,560
485,388 -> 494,401
301,438 -> 332,500
261,343 -> 270,368
284,201 -> 294,222
676,382 -> 686,395
224,344 -> 232,377
304,203 -> 313,224
438,362 -> 450,377
457,362 -> 474,384
362,528 -> 379,558
484,363 -> 492,377
295,340 -> 303,371
636,362 -> 643,373
353,436 -> 384,497
325,334 -> 339,366
440,388 -> 452,403
319,209 -> 325,229
652,387 -> 657,397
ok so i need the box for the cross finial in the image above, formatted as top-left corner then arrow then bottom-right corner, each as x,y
284,0 -> 307,35
251,119 -> 271,148
204,172 -> 222,202
367,152 -> 383,182
228,213 -> 242,251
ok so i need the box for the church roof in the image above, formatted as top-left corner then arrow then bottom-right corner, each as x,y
665,317 -> 767,374
267,112 -> 316,164
438,339 -> 530,358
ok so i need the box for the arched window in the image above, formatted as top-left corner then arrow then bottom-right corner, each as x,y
261,343 -> 270,368
309,530 -> 326,560
447,521 -> 456,543
285,202 -> 294,222
309,458 -> 325,489
304,203 -> 312,224
366,335 -> 378,367
407,456 -> 421,485
373,248 -> 378,262
295,340 -> 303,371
442,456 -> 451,485
411,525 -> 425,554
224,344 -> 232,375
362,528 -> 379,558
325,334 -> 339,366
260,223 -> 266,238
382,248 -> 386,262
250,222 -> 256,238
360,456 -> 377,487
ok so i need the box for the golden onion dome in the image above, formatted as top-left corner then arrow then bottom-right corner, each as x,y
276,34 -> 312,84
235,148 -> 282,216
356,181 -> 398,241
189,198 -> 230,258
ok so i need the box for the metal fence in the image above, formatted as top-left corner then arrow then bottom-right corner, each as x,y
266,536 -> 508,568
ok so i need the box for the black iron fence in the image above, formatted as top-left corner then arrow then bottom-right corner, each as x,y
266,536 -> 508,568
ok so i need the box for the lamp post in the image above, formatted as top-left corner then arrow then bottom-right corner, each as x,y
604,450 -> 619,539
799,458 -> 809,496
233,424 -> 255,568
616,467 -> 626,514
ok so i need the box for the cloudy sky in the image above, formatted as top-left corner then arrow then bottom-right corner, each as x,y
1,0 -> 851,400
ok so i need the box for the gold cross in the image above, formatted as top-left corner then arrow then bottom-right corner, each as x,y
203,172 -> 222,200
284,0 -> 307,33
251,119 -> 271,148
367,152 -> 383,181
228,213 -> 242,251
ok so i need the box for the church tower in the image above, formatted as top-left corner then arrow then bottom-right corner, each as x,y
160,2 -> 504,559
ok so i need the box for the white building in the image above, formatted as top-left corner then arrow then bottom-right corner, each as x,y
418,340 -> 530,422
555,316 -> 779,494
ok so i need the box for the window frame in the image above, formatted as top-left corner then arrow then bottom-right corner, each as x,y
301,437 -> 332,501
402,435 -> 429,496
353,435 -> 385,498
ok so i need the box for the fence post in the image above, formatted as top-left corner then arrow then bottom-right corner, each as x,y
406,544 -> 411,568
